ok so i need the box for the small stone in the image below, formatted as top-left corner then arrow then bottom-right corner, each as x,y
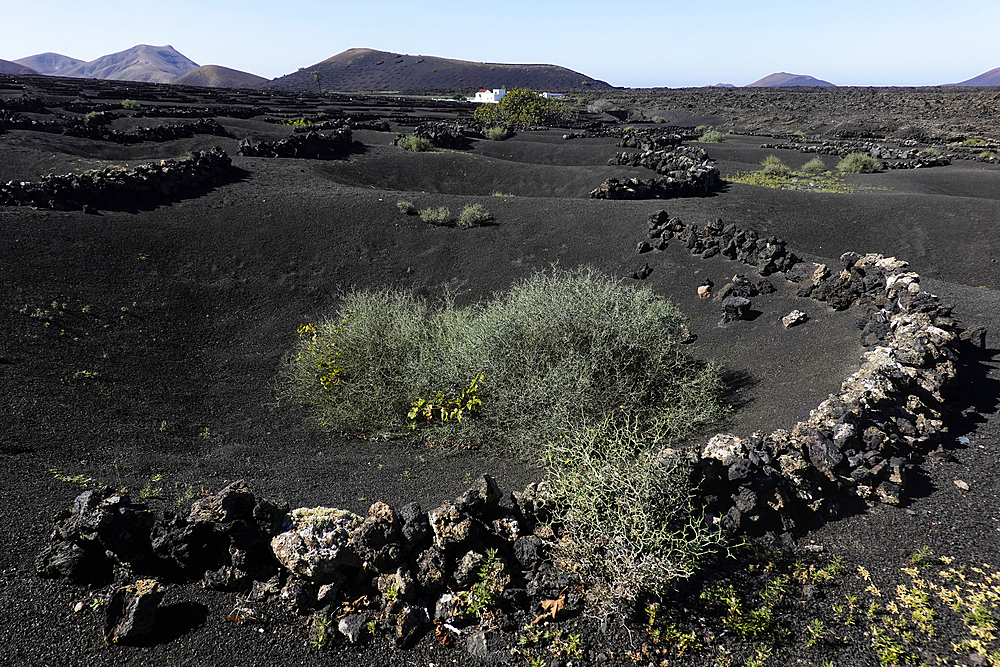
338,612 -> 372,644
955,480 -> 970,491
697,284 -> 712,299
782,310 -> 808,328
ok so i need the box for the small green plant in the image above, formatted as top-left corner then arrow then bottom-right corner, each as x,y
804,618 -> 827,647
696,129 -> 726,143
396,135 -> 435,152
408,374 -> 482,429
49,468 -> 102,488
801,156 -> 827,174
307,613 -> 334,649
837,152 -> 883,173
396,200 -> 417,215
465,547 -> 505,621
139,474 -> 164,499
792,130 -> 807,138
484,125 -> 512,141
457,203 -> 494,229
761,155 -> 793,177
491,191 -> 514,197
198,427 -> 211,439
920,146 -> 942,157
418,206 -> 451,226
979,150 -> 996,159
121,99 -> 141,110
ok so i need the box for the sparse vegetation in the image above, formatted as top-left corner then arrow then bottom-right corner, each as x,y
801,156 -> 827,174
483,125 -> 512,141
396,135 -> 435,152
761,155 -> 793,177
121,99 -> 141,110
696,129 -> 726,143
457,203 -> 494,228
837,152 -> 883,173
418,206 -> 451,225
396,200 -> 417,215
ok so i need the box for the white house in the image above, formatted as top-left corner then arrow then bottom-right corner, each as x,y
471,88 -> 506,103
540,92 -> 563,99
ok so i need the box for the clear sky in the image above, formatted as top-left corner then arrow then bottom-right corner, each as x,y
4,0 -> 998,87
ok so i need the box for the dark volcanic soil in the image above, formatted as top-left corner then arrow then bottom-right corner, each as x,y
2,75 -> 999,667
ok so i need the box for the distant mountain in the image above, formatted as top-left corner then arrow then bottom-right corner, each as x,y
13,52 -> 84,75
746,72 -> 836,87
16,45 -> 199,84
948,67 -> 1000,86
173,64 -> 267,89
711,83 -> 736,88
266,47 -> 612,92
0,59 -> 37,75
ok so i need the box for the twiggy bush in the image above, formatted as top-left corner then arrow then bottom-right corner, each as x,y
484,126 -> 512,141
761,155 -> 792,177
419,206 -> 451,225
457,203 -> 494,228
801,156 -> 827,174
544,417 -> 724,608
396,200 -> 417,215
396,135 -> 435,152
697,130 -> 726,143
285,267 -> 726,448
837,152 -> 882,174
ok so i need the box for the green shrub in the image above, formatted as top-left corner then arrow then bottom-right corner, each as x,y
396,135 -> 435,152
792,130 -> 807,139
979,150 -> 996,159
121,99 -> 141,110
697,130 -> 725,143
473,88 -> 567,126
483,126 -> 512,141
396,200 -> 417,215
544,418 -> 724,607
801,156 -> 827,174
285,266 -> 726,448
836,152 -> 882,173
457,204 -> 494,228
761,155 -> 792,177
920,147 -> 941,157
418,206 -> 451,225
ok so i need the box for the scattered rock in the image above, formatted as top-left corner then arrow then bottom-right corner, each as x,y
103,579 -> 164,645
782,310 -> 808,328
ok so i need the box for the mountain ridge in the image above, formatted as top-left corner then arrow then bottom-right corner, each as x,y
264,47 -> 612,92
746,72 -> 836,87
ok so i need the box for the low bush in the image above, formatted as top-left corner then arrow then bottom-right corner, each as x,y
836,152 -> 882,174
396,200 -> 416,215
396,135 -> 435,152
121,99 -> 141,110
285,266 -> 726,448
920,147 -> 941,157
418,206 -> 451,225
801,156 -> 827,174
483,126 -> 512,141
761,155 -> 792,177
457,203 -> 494,228
697,130 -> 726,143
544,418 -> 724,607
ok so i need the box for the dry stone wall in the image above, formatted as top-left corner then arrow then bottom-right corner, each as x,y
0,147 -> 235,211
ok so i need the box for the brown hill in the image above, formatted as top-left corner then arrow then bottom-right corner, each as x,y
265,47 -> 612,92
950,66 -> 1000,86
746,72 -> 836,87
172,64 -> 267,89
12,52 -> 84,75
55,44 -> 198,83
0,59 -> 37,75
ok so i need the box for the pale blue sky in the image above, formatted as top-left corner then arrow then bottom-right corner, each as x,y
5,0 -> 998,87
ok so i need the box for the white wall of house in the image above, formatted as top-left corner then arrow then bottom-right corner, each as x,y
471,88 -> 507,103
